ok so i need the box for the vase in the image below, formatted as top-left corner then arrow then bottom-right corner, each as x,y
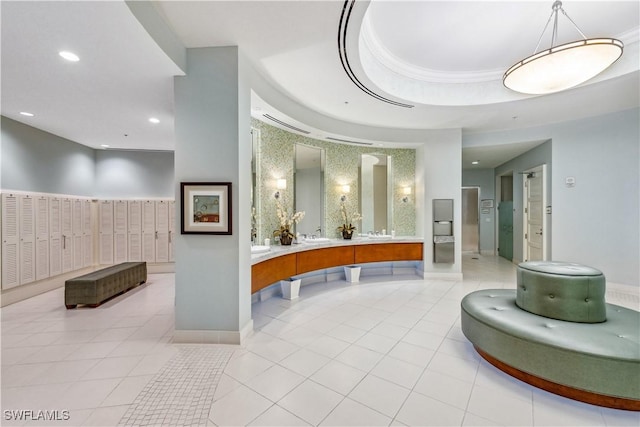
342,230 -> 353,240
280,233 -> 293,245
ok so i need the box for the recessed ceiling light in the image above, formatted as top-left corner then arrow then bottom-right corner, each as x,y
59,51 -> 80,62
100,144 -> 110,148
19,111 -> 34,117
472,161 -> 480,165
149,117 -> 160,124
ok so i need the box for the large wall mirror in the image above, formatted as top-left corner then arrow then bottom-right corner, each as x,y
360,153 -> 393,235
294,144 -> 325,237
251,127 -> 261,244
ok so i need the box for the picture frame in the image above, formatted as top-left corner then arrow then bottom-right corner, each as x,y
480,199 -> 494,209
181,182 -> 232,235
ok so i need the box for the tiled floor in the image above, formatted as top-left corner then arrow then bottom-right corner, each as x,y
1,255 -> 639,426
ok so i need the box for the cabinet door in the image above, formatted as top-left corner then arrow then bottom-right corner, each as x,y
113,200 -> 128,264
61,198 -> 73,273
72,199 -> 84,270
168,201 -> 175,262
141,201 -> 156,263
82,199 -> 93,267
128,200 -> 142,262
99,200 -> 114,265
155,200 -> 169,263
19,194 -> 36,285
35,195 -> 50,280
2,193 -> 20,289
49,196 -> 62,277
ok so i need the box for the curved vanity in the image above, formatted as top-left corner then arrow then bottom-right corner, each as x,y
251,238 -> 423,294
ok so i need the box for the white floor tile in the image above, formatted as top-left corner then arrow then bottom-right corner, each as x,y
208,384 -> 273,426
414,369 -> 473,410
212,373 -> 243,402
223,351 -> 275,383
248,404 -> 311,426
467,383 -> 533,426
100,374 -> 153,407
53,378 -> 121,410
81,356 -> 142,380
83,405 -> 130,426
348,374 -> 410,418
395,391 -> 466,426
246,364 -> 305,402
279,348 -> 331,378
320,397 -> 391,426
427,351 -> 479,383
355,332 -> 397,354
310,360 -> 367,395
387,341 -> 435,368
277,380 -> 343,425
325,323 -> 368,343
334,344 -> 384,372
370,355 -> 424,389
305,335 -> 350,358
531,388 -> 605,426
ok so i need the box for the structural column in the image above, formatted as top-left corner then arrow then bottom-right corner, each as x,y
173,47 -> 252,344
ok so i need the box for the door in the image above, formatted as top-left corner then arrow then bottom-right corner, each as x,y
141,200 -> 156,262
19,194 -> 36,285
113,200 -> 128,263
99,200 -> 114,265
461,187 -> 479,253
82,199 -> 93,267
523,165 -> 546,261
61,198 -> 73,273
2,193 -> 20,289
128,200 -> 142,261
498,201 -> 513,261
35,195 -> 50,280
168,201 -> 175,262
49,196 -> 62,277
72,199 -> 84,270
155,200 -> 169,263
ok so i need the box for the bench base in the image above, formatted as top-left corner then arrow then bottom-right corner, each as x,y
475,346 -> 640,411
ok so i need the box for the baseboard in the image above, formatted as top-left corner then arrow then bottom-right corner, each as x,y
419,271 -> 464,281
173,319 -> 254,345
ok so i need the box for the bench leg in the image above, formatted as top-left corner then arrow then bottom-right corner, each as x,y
65,304 -> 77,309
88,303 -> 100,308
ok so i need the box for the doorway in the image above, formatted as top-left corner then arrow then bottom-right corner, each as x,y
461,187 -> 479,253
523,165 -> 547,261
498,174 -> 513,261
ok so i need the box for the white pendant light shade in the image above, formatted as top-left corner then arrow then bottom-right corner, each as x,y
504,38 -> 623,95
503,1 -> 624,95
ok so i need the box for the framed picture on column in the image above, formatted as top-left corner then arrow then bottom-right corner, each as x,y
180,182 -> 232,235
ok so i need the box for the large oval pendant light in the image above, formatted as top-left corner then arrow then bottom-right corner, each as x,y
503,1 -> 623,95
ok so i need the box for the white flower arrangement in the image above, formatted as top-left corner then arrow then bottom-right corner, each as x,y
274,198 -> 305,241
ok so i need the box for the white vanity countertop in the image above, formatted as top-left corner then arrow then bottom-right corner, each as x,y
251,236 -> 424,264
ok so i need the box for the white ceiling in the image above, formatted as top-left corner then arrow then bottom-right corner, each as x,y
2,1 -> 638,169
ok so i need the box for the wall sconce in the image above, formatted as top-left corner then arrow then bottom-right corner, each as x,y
340,184 -> 350,202
402,187 -> 411,203
275,178 -> 287,199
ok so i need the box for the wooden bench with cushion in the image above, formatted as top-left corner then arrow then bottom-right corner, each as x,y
65,262 -> 147,309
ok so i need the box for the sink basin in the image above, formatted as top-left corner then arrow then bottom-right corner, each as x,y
304,237 -> 331,243
368,235 -> 392,240
251,245 -> 271,254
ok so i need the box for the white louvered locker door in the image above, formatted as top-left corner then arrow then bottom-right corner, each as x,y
72,199 -> 83,270
168,201 -> 175,262
49,197 -> 62,277
141,201 -> 156,262
35,195 -> 50,281
155,201 -> 169,263
128,200 -> 142,262
2,193 -> 20,289
99,200 -> 114,265
19,194 -> 36,285
82,199 -> 93,267
113,200 -> 128,264
61,198 -> 73,273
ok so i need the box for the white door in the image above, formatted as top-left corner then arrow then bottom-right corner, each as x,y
72,199 -> 84,270
113,200 -> 128,264
523,165 -> 547,261
155,201 -> 169,263
35,195 -> 50,280
141,201 -> 156,262
128,200 -> 142,261
2,193 -> 20,289
61,198 -> 73,273
19,194 -> 36,285
168,201 -> 175,262
49,196 -> 62,277
99,200 -> 114,265
82,199 -> 93,267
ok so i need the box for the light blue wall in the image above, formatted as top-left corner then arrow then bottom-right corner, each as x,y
173,47 -> 252,339
466,108 -> 638,286
95,150 -> 174,198
1,116 -> 95,196
462,168 -> 495,253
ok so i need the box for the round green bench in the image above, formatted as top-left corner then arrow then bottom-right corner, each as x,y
461,261 -> 639,410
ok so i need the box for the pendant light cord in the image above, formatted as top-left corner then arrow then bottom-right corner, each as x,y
532,1 -> 588,55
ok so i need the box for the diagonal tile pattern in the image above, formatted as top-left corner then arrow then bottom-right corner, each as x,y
1,256 -> 639,426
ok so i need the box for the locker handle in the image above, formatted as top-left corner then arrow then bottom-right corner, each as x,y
168,231 -> 172,243
63,235 -> 66,249
155,231 -> 158,239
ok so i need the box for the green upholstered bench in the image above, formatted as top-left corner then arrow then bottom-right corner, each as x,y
461,261 -> 640,411
65,262 -> 147,309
